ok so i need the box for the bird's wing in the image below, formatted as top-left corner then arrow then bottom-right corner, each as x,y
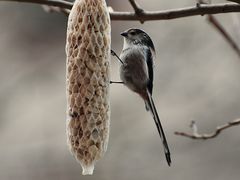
146,47 -> 154,94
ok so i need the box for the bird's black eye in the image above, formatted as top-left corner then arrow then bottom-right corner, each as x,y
130,31 -> 136,35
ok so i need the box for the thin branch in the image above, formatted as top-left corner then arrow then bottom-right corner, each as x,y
1,0 -> 240,22
174,119 -> 240,140
0,0 -> 73,9
207,15 -> 240,58
128,0 -> 144,23
42,5 -> 70,15
110,3 -> 240,22
196,1 -> 240,60
228,0 -> 240,4
128,0 -> 144,14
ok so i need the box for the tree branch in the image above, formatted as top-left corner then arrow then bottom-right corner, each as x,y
111,3 -> 240,22
228,0 -> 240,4
207,15 -> 240,58
1,0 -> 240,22
42,5 -> 70,15
128,0 -> 144,14
0,0 -> 72,9
174,119 -> 240,140
128,0 -> 144,23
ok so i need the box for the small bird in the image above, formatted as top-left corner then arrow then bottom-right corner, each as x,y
119,28 -> 171,166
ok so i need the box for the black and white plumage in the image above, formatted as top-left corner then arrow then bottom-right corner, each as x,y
119,28 -> 171,166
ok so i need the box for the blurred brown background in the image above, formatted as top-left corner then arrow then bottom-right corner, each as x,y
0,0 -> 240,180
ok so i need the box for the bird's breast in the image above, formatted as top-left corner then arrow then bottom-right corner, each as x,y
119,47 -> 149,92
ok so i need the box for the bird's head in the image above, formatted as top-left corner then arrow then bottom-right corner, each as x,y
120,28 -> 155,53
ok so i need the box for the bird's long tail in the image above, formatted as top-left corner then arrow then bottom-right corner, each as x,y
145,90 -> 171,166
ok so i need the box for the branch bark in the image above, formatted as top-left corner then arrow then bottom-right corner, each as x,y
111,4 -> 240,22
207,15 -> 240,58
128,0 -> 144,23
128,0 -> 144,14
42,5 -> 70,15
1,0 -> 240,22
174,119 -> 240,140
228,0 -> 240,4
0,0 -> 72,9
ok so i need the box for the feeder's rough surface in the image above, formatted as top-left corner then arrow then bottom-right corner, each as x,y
66,0 -> 111,175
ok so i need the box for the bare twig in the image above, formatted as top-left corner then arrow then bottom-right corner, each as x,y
207,15 -> 240,58
228,0 -> 240,4
128,0 -> 144,15
128,0 -> 144,23
1,0 -> 240,22
42,5 -> 70,15
174,119 -> 240,140
196,1 -> 240,60
101,3 -> 240,22
0,0 -> 73,9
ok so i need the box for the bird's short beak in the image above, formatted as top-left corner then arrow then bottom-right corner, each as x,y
120,32 -> 128,37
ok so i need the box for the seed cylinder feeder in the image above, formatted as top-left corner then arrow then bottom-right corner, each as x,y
66,0 -> 111,175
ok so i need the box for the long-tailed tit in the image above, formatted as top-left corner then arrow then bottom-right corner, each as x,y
119,28 -> 171,166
